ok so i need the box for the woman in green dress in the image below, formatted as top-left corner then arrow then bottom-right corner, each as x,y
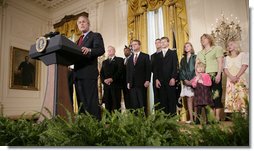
179,42 -> 196,124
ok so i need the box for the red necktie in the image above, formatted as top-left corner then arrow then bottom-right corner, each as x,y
134,54 -> 138,65
78,35 -> 84,46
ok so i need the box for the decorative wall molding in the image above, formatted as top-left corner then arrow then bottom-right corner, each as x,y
0,0 -> 7,105
118,0 -> 127,5
7,0 -> 50,21
27,0 -> 74,9
53,11 -> 88,29
0,0 -> 4,6
0,0 -> 8,8
0,0 -> 50,116
51,0 -> 93,25
89,3 -> 97,15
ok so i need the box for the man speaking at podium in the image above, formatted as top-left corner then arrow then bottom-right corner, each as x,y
74,15 -> 105,119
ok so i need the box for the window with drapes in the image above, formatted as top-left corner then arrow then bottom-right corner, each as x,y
128,0 -> 189,116
147,7 -> 164,54
127,0 -> 189,60
147,7 -> 165,113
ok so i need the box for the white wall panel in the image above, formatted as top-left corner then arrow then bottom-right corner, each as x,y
0,0 -> 50,116
186,0 -> 249,53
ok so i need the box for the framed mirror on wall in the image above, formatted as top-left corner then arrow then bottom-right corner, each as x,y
9,46 -> 40,90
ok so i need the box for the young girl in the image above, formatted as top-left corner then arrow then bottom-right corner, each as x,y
191,62 -> 213,124
179,42 -> 196,124
224,41 -> 249,113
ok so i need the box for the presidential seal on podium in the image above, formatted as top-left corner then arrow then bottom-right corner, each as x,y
35,37 -> 47,52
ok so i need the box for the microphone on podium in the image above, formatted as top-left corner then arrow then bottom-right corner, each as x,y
43,31 -> 60,39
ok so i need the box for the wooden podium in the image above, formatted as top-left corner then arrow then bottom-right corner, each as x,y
29,35 -> 83,120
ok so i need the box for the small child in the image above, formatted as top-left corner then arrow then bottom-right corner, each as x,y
191,62 -> 213,124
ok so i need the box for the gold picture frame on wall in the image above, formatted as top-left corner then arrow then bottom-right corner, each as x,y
9,47 -> 39,90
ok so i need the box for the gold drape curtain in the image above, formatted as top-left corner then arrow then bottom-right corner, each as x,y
128,0 -> 148,52
128,0 -> 189,59
133,13 -> 148,53
55,19 -> 81,41
162,0 -> 189,60
128,0 -> 189,119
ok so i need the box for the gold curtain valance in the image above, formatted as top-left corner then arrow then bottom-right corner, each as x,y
129,0 -> 177,16
55,19 -> 81,38
54,12 -> 89,39
128,0 -> 189,60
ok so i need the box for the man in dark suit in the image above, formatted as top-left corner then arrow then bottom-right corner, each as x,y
154,37 -> 179,115
126,40 -> 151,115
74,15 -> 105,119
151,39 -> 161,109
122,46 -> 132,109
100,46 -> 124,113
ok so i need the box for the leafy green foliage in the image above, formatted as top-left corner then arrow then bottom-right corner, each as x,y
0,108 -> 249,146
0,114 -> 46,146
228,112 -> 249,146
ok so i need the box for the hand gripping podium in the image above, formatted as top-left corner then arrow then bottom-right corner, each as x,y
29,35 -> 83,120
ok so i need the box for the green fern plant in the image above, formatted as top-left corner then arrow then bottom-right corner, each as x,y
0,103 -> 249,146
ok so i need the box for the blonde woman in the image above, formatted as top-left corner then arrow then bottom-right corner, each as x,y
196,34 -> 224,121
224,41 -> 249,113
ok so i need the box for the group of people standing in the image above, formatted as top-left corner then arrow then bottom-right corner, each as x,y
71,15 -> 249,123
101,37 -> 179,117
100,37 -> 178,117
179,34 -> 249,124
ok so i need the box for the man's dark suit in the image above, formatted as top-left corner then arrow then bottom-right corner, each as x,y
154,49 -> 179,115
100,57 -> 124,112
151,52 -> 160,109
126,52 -> 151,114
122,56 -> 131,109
74,31 -> 105,119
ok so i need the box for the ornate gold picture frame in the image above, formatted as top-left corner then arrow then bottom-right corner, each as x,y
9,47 -> 39,90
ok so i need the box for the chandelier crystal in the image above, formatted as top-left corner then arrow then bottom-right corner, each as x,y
211,13 -> 242,49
